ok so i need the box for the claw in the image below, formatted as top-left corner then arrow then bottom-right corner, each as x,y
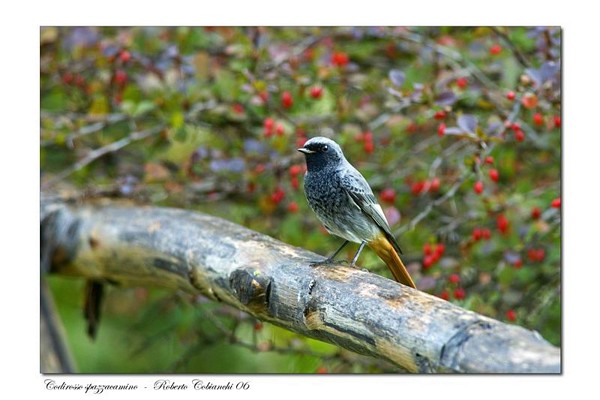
309,258 -> 334,266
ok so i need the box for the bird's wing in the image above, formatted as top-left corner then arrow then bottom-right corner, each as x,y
339,167 -> 403,254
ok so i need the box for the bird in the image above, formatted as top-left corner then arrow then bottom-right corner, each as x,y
298,136 -> 417,288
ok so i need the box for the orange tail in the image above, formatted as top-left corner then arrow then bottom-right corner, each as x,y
368,234 -> 417,288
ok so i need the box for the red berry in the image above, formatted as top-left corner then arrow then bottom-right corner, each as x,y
434,110 -> 446,120
514,129 -> 525,142
363,131 -> 373,143
437,123 -> 446,137
422,255 -> 435,269
74,75 -> 85,87
506,309 -> 517,322
275,123 -> 285,136
254,322 -> 263,331
429,177 -> 440,192
281,91 -> 293,109
554,115 -> 561,128
296,136 -> 307,148
423,243 -> 433,256
481,228 -> 491,240
295,128 -> 306,140
484,156 -> 494,165
435,243 -> 446,257
527,249 -> 539,262
551,197 -> 561,209
537,249 -> 546,261
531,207 -> 542,220
289,165 -> 302,176
303,48 -> 315,61
254,163 -> 266,174
489,168 -> 499,182
474,181 -> 484,194
385,42 -> 397,59
533,113 -> 544,126
448,273 -> 460,284
380,188 -> 396,204
264,118 -> 274,137
119,50 -> 131,63
287,202 -> 299,213
310,86 -> 323,99
510,122 -> 521,131
114,69 -> 127,86
258,90 -> 269,103
363,140 -> 374,154
411,181 -> 425,195
232,103 -> 244,114
456,77 -> 468,89
316,367 -> 328,374
271,187 -> 285,204
472,228 -> 482,241
513,259 -> 523,269
61,72 -> 74,85
439,290 -> 450,301
331,51 -> 349,67
489,44 -> 502,55
453,287 -> 466,300
527,249 -> 546,262
497,214 -> 509,234
521,93 -> 538,109
406,122 -> 419,134
506,91 -> 516,101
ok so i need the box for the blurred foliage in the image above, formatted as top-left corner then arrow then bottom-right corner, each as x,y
41,26 -> 561,373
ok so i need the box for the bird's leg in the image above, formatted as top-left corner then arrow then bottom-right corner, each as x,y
325,240 -> 350,263
350,241 -> 367,266
310,240 -> 349,266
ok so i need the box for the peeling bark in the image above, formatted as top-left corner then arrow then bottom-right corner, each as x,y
40,197 -> 560,373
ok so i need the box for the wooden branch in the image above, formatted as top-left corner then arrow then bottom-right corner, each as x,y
40,197 -> 560,373
42,125 -> 165,188
40,281 -> 77,373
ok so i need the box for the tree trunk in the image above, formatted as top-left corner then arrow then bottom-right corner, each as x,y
40,196 -> 560,373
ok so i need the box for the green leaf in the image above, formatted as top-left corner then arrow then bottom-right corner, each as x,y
120,100 -> 136,116
40,89 -> 69,111
170,111 -> 185,129
309,89 -> 335,115
173,126 -> 187,142
133,100 -> 156,117
89,95 -> 109,115
498,265 -> 515,287
214,70 -> 238,101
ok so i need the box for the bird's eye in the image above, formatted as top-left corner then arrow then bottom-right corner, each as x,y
322,145 -> 328,152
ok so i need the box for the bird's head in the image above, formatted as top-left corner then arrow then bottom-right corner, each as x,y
298,137 -> 345,171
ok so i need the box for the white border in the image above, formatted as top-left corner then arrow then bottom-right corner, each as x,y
2,0 -> 597,398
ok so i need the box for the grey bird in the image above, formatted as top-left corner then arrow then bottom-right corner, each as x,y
298,136 -> 416,288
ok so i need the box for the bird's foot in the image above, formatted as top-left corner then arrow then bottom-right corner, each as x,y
309,258 -> 362,270
348,262 -> 368,272
309,257 -> 336,266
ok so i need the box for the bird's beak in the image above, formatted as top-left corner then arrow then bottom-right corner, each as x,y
298,147 -> 315,154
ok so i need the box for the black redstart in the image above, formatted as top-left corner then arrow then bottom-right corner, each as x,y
298,136 -> 416,288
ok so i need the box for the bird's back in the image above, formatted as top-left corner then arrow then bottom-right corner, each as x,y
304,164 -> 383,243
